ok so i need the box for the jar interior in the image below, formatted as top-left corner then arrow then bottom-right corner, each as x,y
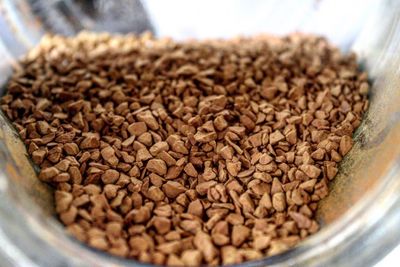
0,0 -> 399,266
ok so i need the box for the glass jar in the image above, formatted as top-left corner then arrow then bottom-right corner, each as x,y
0,0 -> 400,266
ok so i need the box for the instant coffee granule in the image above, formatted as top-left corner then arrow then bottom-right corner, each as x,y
1,32 -> 369,266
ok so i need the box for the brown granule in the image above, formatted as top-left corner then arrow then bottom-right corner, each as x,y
1,31 -> 368,266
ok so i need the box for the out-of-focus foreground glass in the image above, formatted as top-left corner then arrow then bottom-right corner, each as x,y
0,0 -> 400,266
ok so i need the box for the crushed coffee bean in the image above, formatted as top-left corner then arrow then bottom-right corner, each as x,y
1,32 -> 368,266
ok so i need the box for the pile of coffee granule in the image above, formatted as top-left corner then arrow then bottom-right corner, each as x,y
1,32 -> 369,266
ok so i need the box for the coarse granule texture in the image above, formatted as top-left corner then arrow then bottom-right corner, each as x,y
1,32 -> 369,266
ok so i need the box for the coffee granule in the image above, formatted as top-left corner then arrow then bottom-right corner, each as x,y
1,32 -> 369,265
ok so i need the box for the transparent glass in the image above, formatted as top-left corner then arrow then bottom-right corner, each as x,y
0,0 -> 400,266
